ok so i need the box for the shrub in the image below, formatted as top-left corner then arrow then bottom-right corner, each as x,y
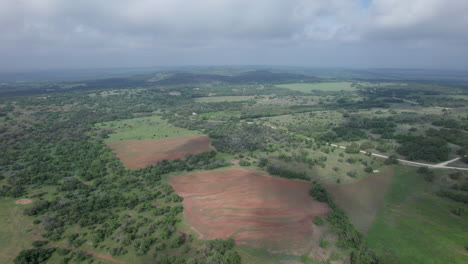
239,160 -> 251,166
32,241 -> 49,248
14,248 -> 55,264
313,216 -> 325,226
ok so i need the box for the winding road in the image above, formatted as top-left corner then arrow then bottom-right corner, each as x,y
330,144 -> 468,171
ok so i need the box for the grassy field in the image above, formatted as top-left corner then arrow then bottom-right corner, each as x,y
194,96 -> 254,103
276,82 -> 355,92
99,115 -> 203,142
199,110 -> 241,121
325,168 -> 394,233
0,198 -> 41,264
366,166 -> 468,264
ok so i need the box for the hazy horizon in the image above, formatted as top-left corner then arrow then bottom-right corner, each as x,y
2,0 -> 468,71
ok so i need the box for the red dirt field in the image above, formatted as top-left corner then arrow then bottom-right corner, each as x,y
107,136 -> 211,169
170,168 -> 330,254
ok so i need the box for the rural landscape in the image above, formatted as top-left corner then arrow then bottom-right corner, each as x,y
0,67 -> 467,264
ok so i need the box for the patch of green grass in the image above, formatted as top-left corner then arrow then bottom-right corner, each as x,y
99,115 -> 203,142
194,96 -> 254,103
366,166 -> 468,264
276,82 -> 355,92
199,110 -> 241,121
236,245 -> 300,264
0,198 -> 42,264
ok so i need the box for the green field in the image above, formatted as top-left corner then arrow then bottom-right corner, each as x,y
99,115 -> 203,142
194,96 -> 254,103
366,166 -> 468,264
199,110 -> 241,121
276,82 -> 355,92
0,198 -> 41,264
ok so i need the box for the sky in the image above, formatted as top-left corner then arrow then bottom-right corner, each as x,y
1,0 -> 468,71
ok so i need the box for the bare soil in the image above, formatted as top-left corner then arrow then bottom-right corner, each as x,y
14,199 -> 32,205
107,136 -> 211,169
170,168 -> 330,255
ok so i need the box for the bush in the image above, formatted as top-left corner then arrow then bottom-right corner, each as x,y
258,158 -> 269,168
266,164 -> 309,180
32,241 -> 49,248
310,184 -> 331,203
384,155 -> 399,165
449,171 -> 462,180
437,189 -> 468,204
319,239 -> 330,248
313,216 -> 325,226
239,160 -> 251,166
424,173 -> 435,182
14,248 -> 55,264
345,143 -> 361,154
347,171 -> 358,178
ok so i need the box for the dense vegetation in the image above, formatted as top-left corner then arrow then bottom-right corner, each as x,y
310,183 -> 380,264
1,68 -> 467,263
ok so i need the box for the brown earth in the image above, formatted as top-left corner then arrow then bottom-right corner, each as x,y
15,199 -> 32,205
170,168 -> 330,255
107,136 -> 211,169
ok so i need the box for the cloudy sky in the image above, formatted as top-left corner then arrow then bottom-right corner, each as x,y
1,0 -> 468,71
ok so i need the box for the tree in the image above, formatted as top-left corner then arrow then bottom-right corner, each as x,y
14,248 -> 55,264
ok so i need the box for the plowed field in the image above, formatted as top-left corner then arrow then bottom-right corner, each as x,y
170,168 -> 330,254
107,136 -> 211,169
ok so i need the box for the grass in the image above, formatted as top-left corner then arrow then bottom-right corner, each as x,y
194,96 -> 254,103
99,115 -> 203,142
276,82 -> 355,92
324,168 -> 394,233
199,110 -> 241,121
0,197 -> 41,264
366,166 -> 468,264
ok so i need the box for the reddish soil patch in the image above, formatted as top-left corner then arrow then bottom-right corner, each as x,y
170,168 -> 330,254
107,136 -> 211,169
15,199 -> 32,204
324,168 -> 394,233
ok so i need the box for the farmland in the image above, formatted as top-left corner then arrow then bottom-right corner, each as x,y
170,168 -> 332,257
366,166 -> 468,264
276,82 -> 355,92
107,136 -> 212,169
99,115 -> 203,142
0,68 -> 467,264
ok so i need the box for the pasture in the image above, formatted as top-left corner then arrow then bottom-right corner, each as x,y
99,115 -> 202,143
0,198 -> 41,264
366,166 -> 468,264
276,82 -> 355,92
324,168 -> 394,233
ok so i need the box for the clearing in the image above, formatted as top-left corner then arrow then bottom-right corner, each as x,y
107,136 -> 212,169
14,199 -> 32,205
170,168 -> 330,255
276,82 -> 355,92
194,96 -> 255,103
0,198 -> 41,264
366,166 -> 468,264
324,168 -> 394,233
99,115 -> 202,143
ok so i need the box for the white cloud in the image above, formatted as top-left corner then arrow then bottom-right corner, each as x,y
0,0 -> 467,69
